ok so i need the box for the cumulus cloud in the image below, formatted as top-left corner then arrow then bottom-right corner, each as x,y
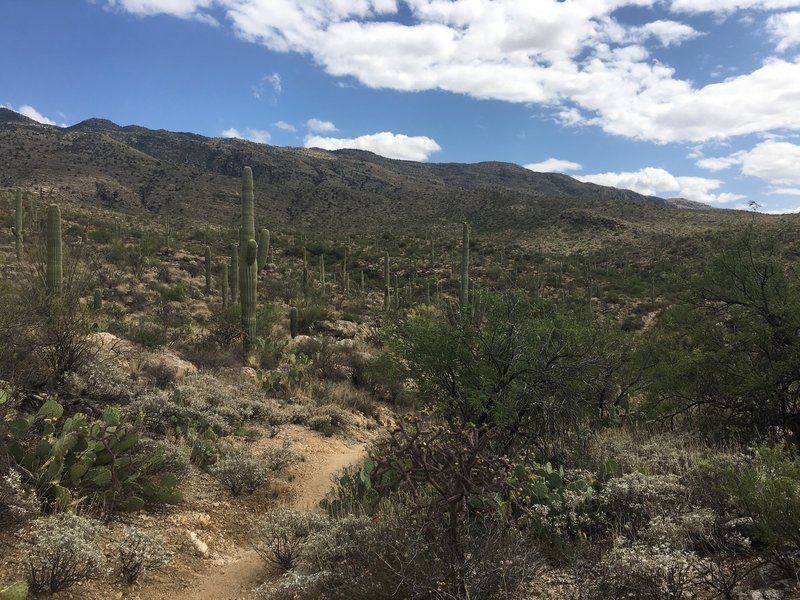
221,127 -> 271,143
524,158 -> 583,173
304,131 -> 442,161
698,140 -> 800,184
100,0 -> 800,144
306,118 -> 338,133
768,187 -> 800,195
105,0 -> 219,23
768,11 -> 800,51
576,167 -> 744,203
275,120 -> 296,132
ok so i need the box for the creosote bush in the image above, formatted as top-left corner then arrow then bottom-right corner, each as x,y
211,449 -> 269,496
24,512 -> 106,594
253,508 -> 326,572
117,526 -> 169,584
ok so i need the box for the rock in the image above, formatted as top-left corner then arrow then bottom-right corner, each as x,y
188,530 -> 209,556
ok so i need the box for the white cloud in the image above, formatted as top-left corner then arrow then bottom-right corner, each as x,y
699,140 -> 800,184
671,0 -> 800,14
767,11 -> 800,51
105,0 -> 218,23
306,118 -> 338,133
275,120 -> 296,132
17,105 -> 59,126
763,205 -> 800,214
576,167 -> 744,203
252,72 -> 282,98
524,158 -> 583,173
304,131 -> 442,161
101,0 -> 800,144
221,127 -> 271,143
768,187 -> 800,195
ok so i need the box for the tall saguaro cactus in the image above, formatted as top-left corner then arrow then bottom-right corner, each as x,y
289,306 -> 298,338
12,189 -> 23,263
204,245 -> 212,293
242,239 -> 258,353
460,221 -> 470,309
257,228 -> 270,271
221,262 -> 229,308
319,254 -> 326,295
384,251 -> 390,311
239,167 -> 256,269
46,204 -> 63,297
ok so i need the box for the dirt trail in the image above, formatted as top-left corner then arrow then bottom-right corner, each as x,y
182,433 -> 367,600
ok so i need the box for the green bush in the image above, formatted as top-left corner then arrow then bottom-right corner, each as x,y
117,526 -> 169,584
253,508 -> 326,572
211,449 -> 269,496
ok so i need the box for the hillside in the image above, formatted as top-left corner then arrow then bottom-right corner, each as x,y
0,107 -> 722,238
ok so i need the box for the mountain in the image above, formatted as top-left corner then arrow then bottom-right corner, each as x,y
0,109 -> 720,237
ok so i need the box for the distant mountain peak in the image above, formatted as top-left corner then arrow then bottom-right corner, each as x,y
67,118 -> 122,132
0,107 -> 37,124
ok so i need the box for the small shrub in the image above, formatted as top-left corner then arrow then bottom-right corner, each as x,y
117,526 -> 169,584
598,472 -> 688,536
262,438 -> 303,472
307,404 -> 349,437
592,539 -> 696,600
0,469 -> 38,529
211,450 -> 269,496
253,508 -> 326,572
24,513 -> 106,594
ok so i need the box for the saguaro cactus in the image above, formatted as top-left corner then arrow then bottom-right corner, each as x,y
230,243 -> 239,305
242,239 -> 258,353
164,215 -> 172,249
319,254 -> 326,295
93,289 -> 102,310
384,251 -> 390,311
289,306 -> 298,338
12,189 -> 23,263
239,167 -> 256,267
221,262 -> 229,308
257,228 -> 270,271
460,221 -> 470,309
46,204 -> 63,297
204,245 -> 212,293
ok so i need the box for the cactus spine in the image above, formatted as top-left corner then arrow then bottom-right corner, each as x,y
242,239 -> 258,353
289,306 -> 298,338
204,245 -> 212,293
46,204 -> 63,297
460,221 -> 470,310
383,251 -> 390,311
230,243 -> 239,305
12,189 -> 23,263
221,262 -> 229,307
257,228 -> 270,271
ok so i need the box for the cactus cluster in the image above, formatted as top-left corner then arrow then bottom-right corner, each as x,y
8,399 -> 181,512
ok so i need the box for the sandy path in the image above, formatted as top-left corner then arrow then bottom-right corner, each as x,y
183,433 -> 367,600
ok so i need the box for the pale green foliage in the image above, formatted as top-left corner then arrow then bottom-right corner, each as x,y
252,508 -> 326,572
117,526 -> 169,584
24,512 -> 106,594
211,449 -> 269,496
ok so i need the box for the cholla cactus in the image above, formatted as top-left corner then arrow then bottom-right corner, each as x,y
46,204 -> 63,297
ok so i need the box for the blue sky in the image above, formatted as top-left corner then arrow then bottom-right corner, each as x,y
2,0 -> 800,212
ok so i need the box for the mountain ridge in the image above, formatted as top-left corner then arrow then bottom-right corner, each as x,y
0,108 -> 715,236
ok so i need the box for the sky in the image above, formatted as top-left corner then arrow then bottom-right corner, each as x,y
2,1 -> 800,212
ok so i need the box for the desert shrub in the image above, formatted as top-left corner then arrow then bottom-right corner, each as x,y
597,472 -> 689,537
592,539 -> 696,600
62,357 -> 137,406
307,404 -> 349,436
117,526 -> 169,584
127,319 -> 167,348
253,508 -> 326,572
262,438 -> 303,472
211,449 -> 269,496
24,512 -> 106,594
0,469 -> 38,529
705,444 -> 800,577
314,380 -> 377,417
157,282 -> 186,302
